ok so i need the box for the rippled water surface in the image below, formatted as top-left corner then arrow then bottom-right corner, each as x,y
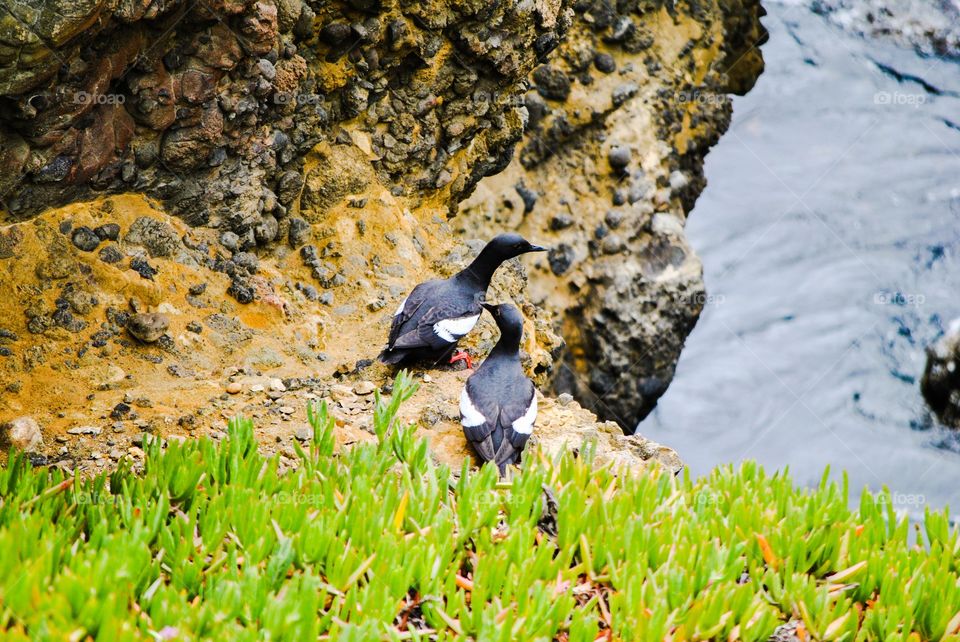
641,2 -> 960,515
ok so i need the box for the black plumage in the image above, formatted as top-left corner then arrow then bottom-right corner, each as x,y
379,234 -> 546,366
460,303 -> 538,474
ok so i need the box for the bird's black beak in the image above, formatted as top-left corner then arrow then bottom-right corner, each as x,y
481,303 -> 497,314
528,244 -> 548,252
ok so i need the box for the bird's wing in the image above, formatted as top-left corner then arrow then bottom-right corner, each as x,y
498,383 -> 537,450
391,299 -> 482,351
387,282 -> 432,347
460,380 -> 499,462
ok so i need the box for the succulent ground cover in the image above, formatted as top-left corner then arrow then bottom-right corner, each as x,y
0,373 -> 958,641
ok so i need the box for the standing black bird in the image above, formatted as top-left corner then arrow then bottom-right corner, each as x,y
460,303 -> 538,474
379,233 -> 546,368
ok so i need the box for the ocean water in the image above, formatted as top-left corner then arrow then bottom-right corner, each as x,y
641,2 -> 960,517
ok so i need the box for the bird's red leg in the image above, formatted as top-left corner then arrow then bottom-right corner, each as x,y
449,350 -> 473,370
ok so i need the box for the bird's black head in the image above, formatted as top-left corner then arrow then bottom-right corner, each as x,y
458,233 -> 547,288
481,302 -> 525,351
484,233 -> 547,261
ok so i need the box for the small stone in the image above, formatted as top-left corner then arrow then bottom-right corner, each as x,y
226,382 -> 242,394
67,425 -> 102,435
251,384 -> 265,393
558,393 -> 574,406
127,313 -> 169,343
269,378 -> 286,392
94,223 -> 121,241
0,416 -> 43,452
110,403 -> 132,420
548,244 -> 576,276
594,53 -> 616,73
353,381 -> 376,395
279,406 -> 295,414
532,65 -> 571,101
257,58 -> 276,80
608,145 -> 631,171
220,231 -> 240,252
98,245 -> 123,264
287,217 -> 311,247
130,257 -> 158,280
422,374 -> 432,383
71,227 -> 101,252
550,214 -> 574,231
186,320 -> 202,333
612,82 -> 638,107
602,235 -> 624,254
515,183 -> 538,214
294,426 -> 313,441
189,283 -> 207,296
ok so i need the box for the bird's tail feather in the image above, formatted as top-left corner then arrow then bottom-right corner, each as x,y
378,347 -> 407,365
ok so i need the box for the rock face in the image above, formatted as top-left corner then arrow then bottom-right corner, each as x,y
922,319 -> 960,429
0,0 -> 767,467
458,0 -> 766,430
0,0 -> 571,231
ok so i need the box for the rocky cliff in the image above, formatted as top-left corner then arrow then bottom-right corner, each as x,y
0,0 -> 765,471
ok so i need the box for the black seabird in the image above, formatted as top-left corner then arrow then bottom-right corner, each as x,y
460,303 -> 538,474
379,233 -> 546,368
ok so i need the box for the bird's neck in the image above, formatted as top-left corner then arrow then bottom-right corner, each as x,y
455,248 -> 502,289
489,331 -> 522,362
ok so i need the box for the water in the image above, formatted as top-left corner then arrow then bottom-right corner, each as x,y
641,2 -> 960,517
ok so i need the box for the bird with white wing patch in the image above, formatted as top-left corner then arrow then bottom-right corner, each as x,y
379,234 -> 546,369
460,303 -> 539,475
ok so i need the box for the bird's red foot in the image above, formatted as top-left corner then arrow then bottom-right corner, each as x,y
449,350 -> 473,370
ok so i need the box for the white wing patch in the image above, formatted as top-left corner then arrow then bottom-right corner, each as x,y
460,387 -> 486,427
511,394 -> 538,435
433,314 -> 480,342
393,296 -> 408,317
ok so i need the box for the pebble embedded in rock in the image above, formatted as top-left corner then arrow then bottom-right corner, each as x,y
548,244 -> 575,276
550,214 -> 574,230
288,217 -> 311,247
110,403 -> 132,420
127,313 -> 169,343
515,183 -> 538,213
94,223 -> 120,241
130,257 -> 158,280
220,231 -> 240,252
98,245 -> 123,264
226,382 -> 242,394
71,227 -> 101,252
594,53 -> 616,73
532,65 -> 571,101
0,416 -> 43,452
608,145 -> 631,171
269,378 -> 286,392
